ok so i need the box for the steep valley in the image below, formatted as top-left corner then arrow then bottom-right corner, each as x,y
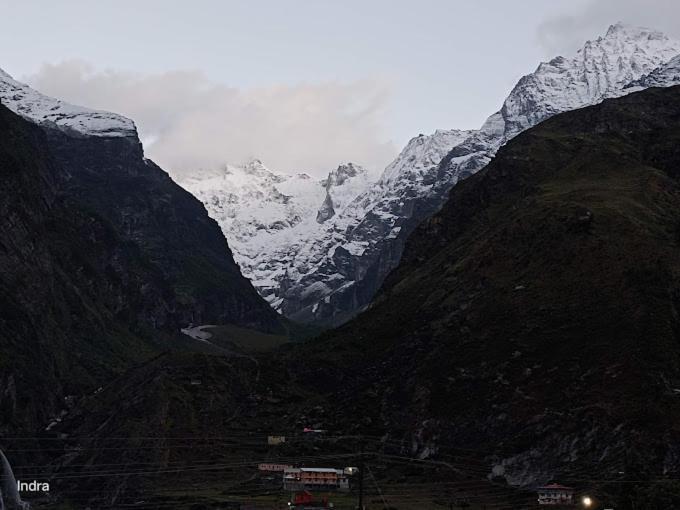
20,84 -> 680,510
182,23 -> 680,328
5,20 -> 680,510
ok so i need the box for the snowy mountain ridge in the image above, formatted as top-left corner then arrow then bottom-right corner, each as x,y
266,22 -> 680,325
3,22 -> 680,328
317,162 -> 372,223
625,53 -> 680,90
182,23 -> 680,326
180,159 -> 373,308
0,68 -> 136,138
482,22 -> 680,141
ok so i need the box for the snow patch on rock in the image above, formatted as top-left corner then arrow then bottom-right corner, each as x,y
182,23 -> 680,326
0,67 -> 136,138
180,160 -> 372,309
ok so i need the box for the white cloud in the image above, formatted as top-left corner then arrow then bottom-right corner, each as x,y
26,60 -> 397,178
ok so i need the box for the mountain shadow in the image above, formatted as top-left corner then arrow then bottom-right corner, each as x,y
289,85 -> 680,507
0,101 -> 282,440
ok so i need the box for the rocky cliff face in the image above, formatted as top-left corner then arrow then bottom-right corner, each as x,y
293,85 -> 680,504
180,160 -> 372,310
482,22 -> 680,142
317,162 -> 371,223
49,86 -> 680,509
0,73 -> 281,437
43,130 -> 280,332
0,102 -> 145,436
270,23 -> 680,326
182,24 -> 680,328
626,53 -> 680,90
0,68 -> 280,334
278,129 -> 478,326
0,66 -> 135,138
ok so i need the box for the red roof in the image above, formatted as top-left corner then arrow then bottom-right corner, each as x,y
294,491 -> 314,504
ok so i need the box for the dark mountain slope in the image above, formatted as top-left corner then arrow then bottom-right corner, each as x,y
0,102 -> 281,439
288,86 -> 680,498
42,126 -> 280,333
0,103 -> 152,435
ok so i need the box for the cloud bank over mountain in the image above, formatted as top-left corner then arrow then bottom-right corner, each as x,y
26,60 -> 397,178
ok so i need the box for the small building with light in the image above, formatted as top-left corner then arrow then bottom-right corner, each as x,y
537,483 -> 575,505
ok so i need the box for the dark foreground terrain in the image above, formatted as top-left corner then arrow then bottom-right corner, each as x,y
6,86 -> 680,509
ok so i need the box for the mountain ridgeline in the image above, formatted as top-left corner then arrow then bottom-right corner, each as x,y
35,85 -> 680,509
42,121 -> 280,332
0,99 -> 282,438
289,85 -> 680,504
3,22 -> 680,510
180,23 -> 680,328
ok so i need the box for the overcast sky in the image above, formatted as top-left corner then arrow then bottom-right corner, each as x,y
2,0 -> 680,177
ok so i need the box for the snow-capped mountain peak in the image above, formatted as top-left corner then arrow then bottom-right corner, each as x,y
182,23 -> 680,327
239,158 -> 284,180
269,22 -> 680,325
483,23 -> 680,141
180,160 -> 373,308
0,67 -> 136,138
604,20 -> 664,40
379,129 -> 472,187
322,162 -> 366,189
317,163 -> 371,223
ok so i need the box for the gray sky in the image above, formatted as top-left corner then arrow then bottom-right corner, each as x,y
2,0 -> 679,177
